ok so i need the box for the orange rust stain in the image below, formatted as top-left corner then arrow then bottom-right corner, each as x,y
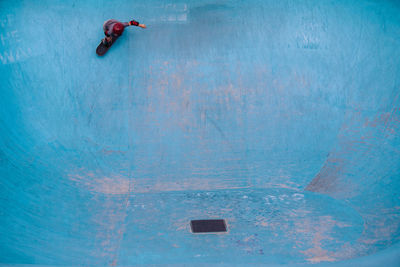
68,170 -> 131,195
132,178 -> 250,193
297,216 -> 344,263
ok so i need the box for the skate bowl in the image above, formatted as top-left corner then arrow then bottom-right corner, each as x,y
1,0 -> 400,266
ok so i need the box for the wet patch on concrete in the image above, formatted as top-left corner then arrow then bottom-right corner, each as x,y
116,188 -> 364,265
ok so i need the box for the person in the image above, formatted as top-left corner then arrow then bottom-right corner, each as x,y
102,19 -> 146,46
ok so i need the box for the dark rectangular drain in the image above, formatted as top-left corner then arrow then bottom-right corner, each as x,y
190,219 -> 227,233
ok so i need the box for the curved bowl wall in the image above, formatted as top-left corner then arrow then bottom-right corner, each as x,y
1,0 -> 399,266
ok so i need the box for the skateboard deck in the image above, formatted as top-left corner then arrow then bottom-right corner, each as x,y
96,36 -> 118,56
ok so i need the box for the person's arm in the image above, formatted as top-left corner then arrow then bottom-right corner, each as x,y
129,19 -> 146,28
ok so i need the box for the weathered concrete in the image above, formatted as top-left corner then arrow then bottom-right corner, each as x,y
1,0 -> 399,265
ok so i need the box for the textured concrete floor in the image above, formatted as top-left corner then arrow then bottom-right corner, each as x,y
1,0 -> 400,266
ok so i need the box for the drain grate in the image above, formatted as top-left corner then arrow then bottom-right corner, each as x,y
190,219 -> 227,233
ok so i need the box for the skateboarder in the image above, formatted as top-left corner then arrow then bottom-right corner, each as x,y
102,18 -> 146,46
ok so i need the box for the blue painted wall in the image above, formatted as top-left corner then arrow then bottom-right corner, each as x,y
0,0 -> 399,265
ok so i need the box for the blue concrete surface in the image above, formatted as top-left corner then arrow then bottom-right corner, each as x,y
1,0 -> 400,265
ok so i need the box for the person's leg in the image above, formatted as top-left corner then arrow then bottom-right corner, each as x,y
102,35 -> 112,46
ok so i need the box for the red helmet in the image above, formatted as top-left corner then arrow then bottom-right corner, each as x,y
112,23 -> 125,36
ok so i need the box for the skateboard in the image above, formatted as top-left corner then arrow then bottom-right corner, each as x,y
96,36 -> 118,56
